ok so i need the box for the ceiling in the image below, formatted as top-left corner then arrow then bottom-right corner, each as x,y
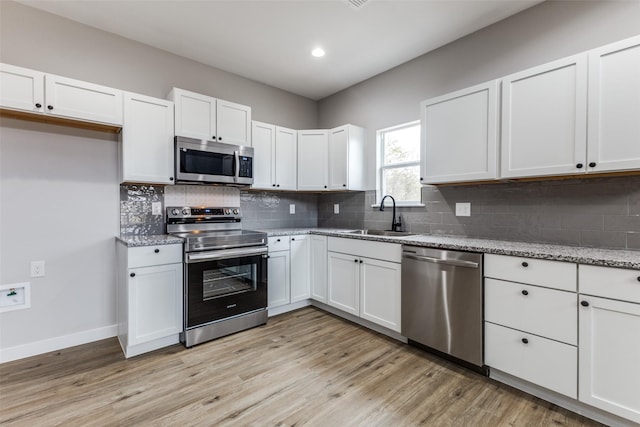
17,0 -> 543,100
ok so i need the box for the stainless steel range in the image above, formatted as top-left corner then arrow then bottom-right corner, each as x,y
167,206 -> 268,347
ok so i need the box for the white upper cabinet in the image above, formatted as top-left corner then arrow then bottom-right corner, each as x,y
274,126 -> 297,190
121,92 -> 175,184
297,129 -> 329,191
587,35 -> 640,173
420,80 -> 499,184
169,87 -> 251,145
328,124 -> 365,190
501,55 -> 588,178
0,63 -> 123,126
252,121 -> 298,190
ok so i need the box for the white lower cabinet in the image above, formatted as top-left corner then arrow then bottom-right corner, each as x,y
310,235 -> 328,303
267,235 -> 309,312
267,249 -> 290,308
290,236 -> 310,302
116,242 -> 183,358
327,237 -> 401,332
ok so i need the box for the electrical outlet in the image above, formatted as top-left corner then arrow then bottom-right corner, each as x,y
151,202 -> 162,215
334,204 -> 340,214
289,204 -> 295,214
30,261 -> 45,278
455,202 -> 471,217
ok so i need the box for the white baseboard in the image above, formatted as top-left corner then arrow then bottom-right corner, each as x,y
0,324 -> 117,364
268,299 -> 312,317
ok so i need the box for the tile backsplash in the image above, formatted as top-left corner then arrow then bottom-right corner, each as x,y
121,175 -> 640,251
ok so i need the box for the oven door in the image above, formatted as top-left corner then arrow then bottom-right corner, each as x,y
185,246 -> 267,329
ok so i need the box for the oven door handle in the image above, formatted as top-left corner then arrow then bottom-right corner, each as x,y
186,246 -> 268,263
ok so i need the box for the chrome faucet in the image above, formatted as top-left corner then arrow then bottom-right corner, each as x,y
379,195 -> 402,232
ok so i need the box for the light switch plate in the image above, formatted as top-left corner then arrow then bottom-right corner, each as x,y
455,202 -> 471,217
289,204 -> 295,214
30,261 -> 45,278
334,204 -> 340,214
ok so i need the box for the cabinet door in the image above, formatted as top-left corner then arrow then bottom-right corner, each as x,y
290,236 -> 310,303
310,235 -> 328,303
251,121 -> 275,189
327,251 -> 360,316
360,257 -> 401,332
297,130 -> 329,191
44,74 -> 123,125
328,125 -> 349,190
275,126 -> 298,190
501,55 -> 588,178
587,35 -> 640,173
128,263 -> 182,346
216,99 -> 251,146
421,81 -> 498,184
268,250 -> 290,308
579,295 -> 640,423
0,63 -> 44,113
170,88 -> 216,140
122,92 -> 175,184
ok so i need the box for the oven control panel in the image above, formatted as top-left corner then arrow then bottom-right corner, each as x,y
167,206 -> 241,220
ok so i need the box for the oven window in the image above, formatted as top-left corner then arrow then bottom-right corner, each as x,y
203,262 -> 256,300
181,149 -> 235,177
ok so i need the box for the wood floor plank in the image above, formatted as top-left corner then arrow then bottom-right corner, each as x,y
0,307 -> 603,426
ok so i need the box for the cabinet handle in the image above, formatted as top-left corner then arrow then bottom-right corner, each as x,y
324,185 -> 327,189
521,261 -> 529,267
342,184 -> 346,187
267,255 -> 270,259
521,338 -> 529,344
576,163 -> 583,169
154,248 -> 160,253
637,276 -> 640,282
272,184 -> 276,187
35,103 -> 42,108
47,105 -> 54,110
277,184 -> 280,187
169,177 -> 174,181
277,239 -> 281,242
420,177 -> 424,181
291,238 -> 295,241
354,259 -> 358,263
589,162 -> 596,168
218,137 -> 222,141
521,290 -> 528,296
212,136 -> 216,140
581,300 -> 590,307
130,272 -> 136,277
359,260 -> 363,264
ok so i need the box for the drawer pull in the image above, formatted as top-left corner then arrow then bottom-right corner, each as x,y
581,300 -> 590,307
521,261 -> 529,267
277,239 -> 281,242
522,338 -> 529,344
521,290 -> 529,296
154,248 -> 160,253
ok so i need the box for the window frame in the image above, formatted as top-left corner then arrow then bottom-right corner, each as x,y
375,120 -> 423,207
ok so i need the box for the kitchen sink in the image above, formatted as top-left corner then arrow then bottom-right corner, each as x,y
346,229 -> 416,237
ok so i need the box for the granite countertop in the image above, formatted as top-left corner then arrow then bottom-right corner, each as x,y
116,234 -> 184,247
259,228 -> 640,270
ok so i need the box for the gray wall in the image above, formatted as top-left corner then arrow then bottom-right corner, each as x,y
318,1 -> 640,189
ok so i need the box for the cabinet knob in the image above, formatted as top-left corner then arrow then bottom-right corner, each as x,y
521,338 -> 529,344
324,185 -> 327,189
218,137 -> 222,141
35,103 -> 42,108
47,105 -> 54,110
342,184 -> 346,187
169,177 -> 174,181
589,162 -> 596,168
522,290 -> 528,296
291,238 -> 295,241
581,300 -> 590,307
521,262 -> 529,267
267,255 -> 270,259
272,184 -> 276,187
637,276 -> 640,282
212,136 -> 216,140
277,184 -> 280,187
420,177 -> 424,181
359,260 -> 363,264
354,259 -> 358,263
130,272 -> 136,277
154,248 -> 160,253
576,163 -> 584,169
276,239 -> 281,242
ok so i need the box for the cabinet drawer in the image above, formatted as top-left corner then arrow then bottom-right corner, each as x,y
579,264 -> 640,303
485,278 -> 577,344
485,322 -> 577,398
268,236 -> 290,252
328,237 -> 401,263
485,254 -> 576,291
128,244 -> 183,268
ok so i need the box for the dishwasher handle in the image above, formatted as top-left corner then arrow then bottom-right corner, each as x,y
402,253 -> 479,269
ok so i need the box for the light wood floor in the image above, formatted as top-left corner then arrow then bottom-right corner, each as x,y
1,307 -> 602,426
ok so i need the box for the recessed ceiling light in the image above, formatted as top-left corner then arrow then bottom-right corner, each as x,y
311,48 -> 325,58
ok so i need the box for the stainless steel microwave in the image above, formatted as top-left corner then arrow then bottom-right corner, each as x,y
175,136 -> 253,186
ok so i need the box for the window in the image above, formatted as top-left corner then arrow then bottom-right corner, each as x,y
377,121 -> 421,205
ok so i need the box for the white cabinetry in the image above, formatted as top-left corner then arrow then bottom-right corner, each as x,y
251,121 -> 297,190
327,237 -> 401,332
587,35 -> 640,173
328,124 -> 365,190
267,235 -> 310,313
310,235 -> 328,303
501,55 -> 588,178
297,130 -> 329,191
420,80 -> 499,184
484,254 -> 577,398
0,63 -> 123,127
578,265 -> 640,423
121,92 -> 175,184
169,87 -> 251,145
116,242 -> 183,358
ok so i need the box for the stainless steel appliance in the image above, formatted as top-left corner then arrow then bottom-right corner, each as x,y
175,136 -> 254,186
401,245 -> 485,372
167,206 -> 267,347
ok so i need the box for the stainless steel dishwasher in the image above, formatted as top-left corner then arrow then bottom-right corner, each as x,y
401,245 -> 485,372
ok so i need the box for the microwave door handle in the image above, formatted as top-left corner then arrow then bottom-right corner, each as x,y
234,150 -> 240,182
